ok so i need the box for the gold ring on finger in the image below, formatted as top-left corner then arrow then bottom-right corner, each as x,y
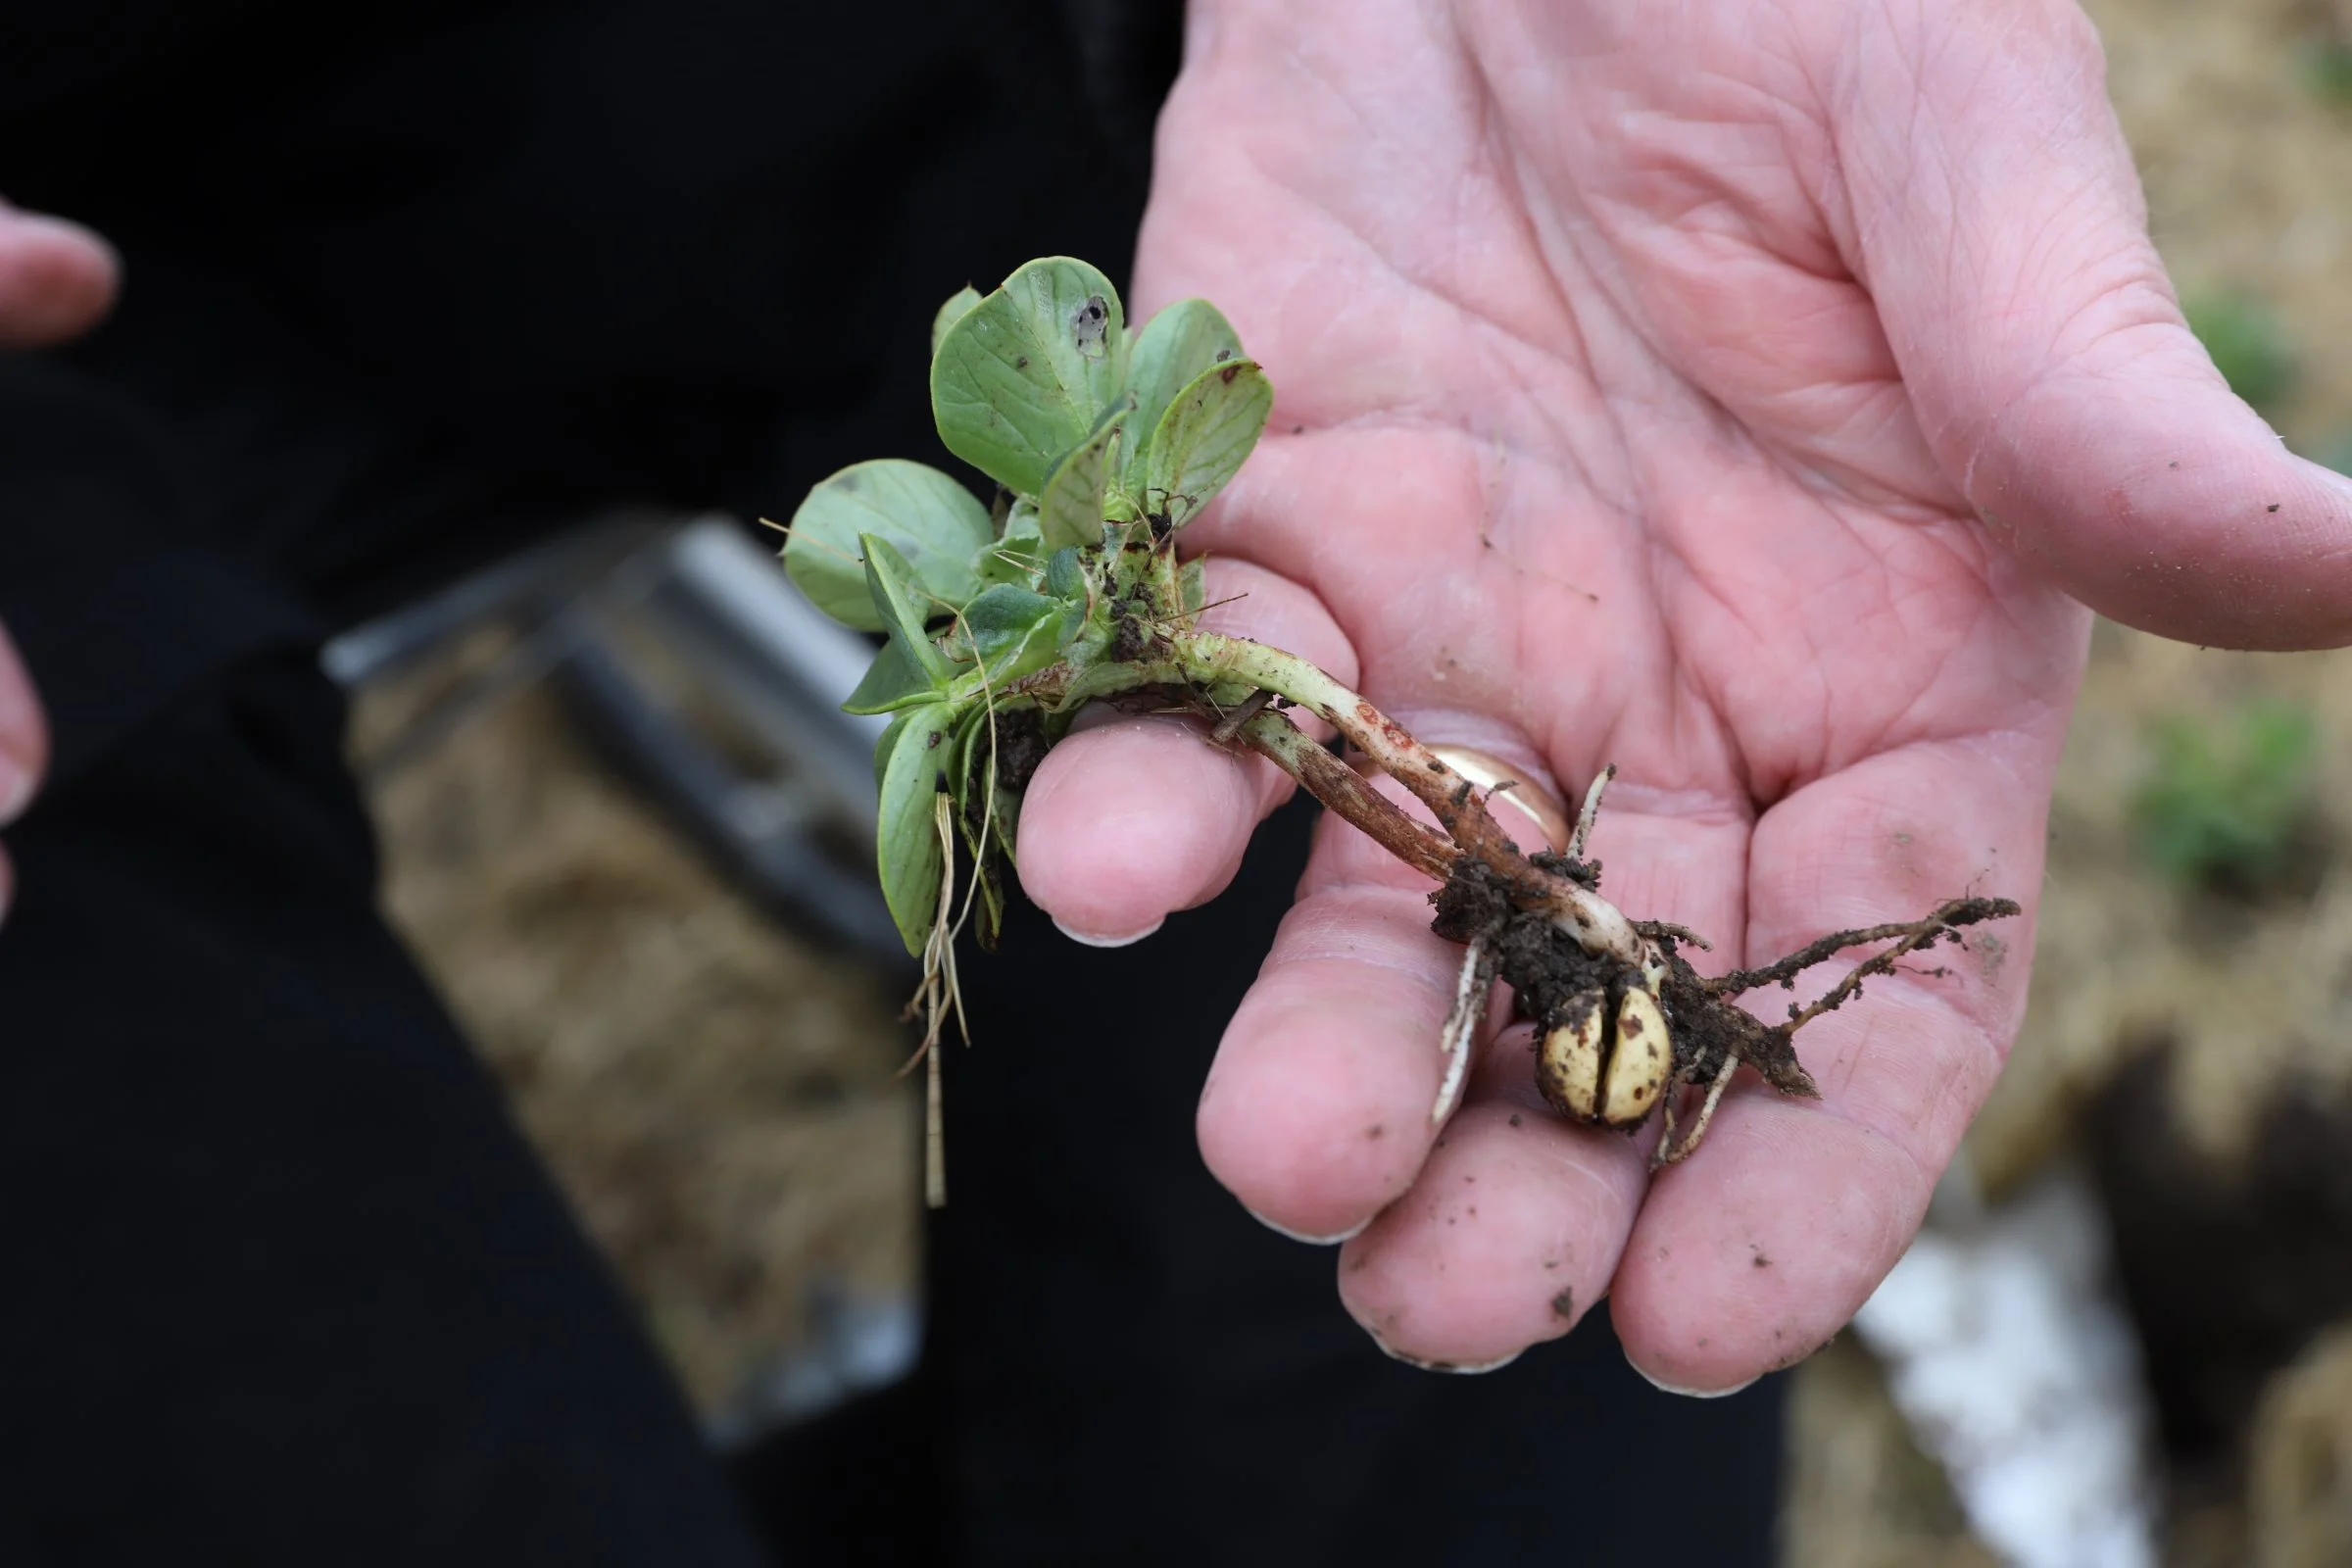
1424,745 -> 1572,854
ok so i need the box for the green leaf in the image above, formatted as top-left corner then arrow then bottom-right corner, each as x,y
874,710 -> 912,791
972,858 -> 1006,952
987,780 -> 1019,865
1123,299 -> 1245,486
1043,545 -> 1088,603
932,286 -> 983,361
784,461 -> 993,631
959,583 -> 1070,686
962,584 -> 1058,652
1139,360 -> 1272,528
1037,409 -> 1130,552
973,498 -> 1048,587
946,702 -> 990,806
843,639 -> 940,715
1051,652 -> 1163,711
931,257 -> 1129,495
877,703 -> 958,956
976,768 -> 1014,950
861,534 -> 956,686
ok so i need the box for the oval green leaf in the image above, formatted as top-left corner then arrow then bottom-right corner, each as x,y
874,709 -> 913,792
1178,557 -> 1206,614
1037,409 -> 1130,552
859,533 -> 956,689
877,702 -> 958,956
1042,545 -> 1087,603
1122,299 -> 1245,487
784,460 -> 993,632
1139,359 -> 1273,528
959,583 -> 1071,687
931,257 -> 1129,496
931,285 -> 983,361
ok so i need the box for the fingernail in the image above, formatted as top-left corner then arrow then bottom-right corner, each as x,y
0,757 -> 33,825
1371,1337 -> 1523,1376
1244,1205 -> 1369,1246
10,210 -> 103,246
1052,915 -> 1164,950
1626,1351 -> 1759,1400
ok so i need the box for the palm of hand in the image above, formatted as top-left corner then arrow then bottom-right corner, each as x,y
1018,0 -> 2329,1385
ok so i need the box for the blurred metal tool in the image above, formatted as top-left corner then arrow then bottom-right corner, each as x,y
323,512 -> 906,964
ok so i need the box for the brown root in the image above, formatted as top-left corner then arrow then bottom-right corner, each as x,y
1150,662 -> 2022,1167
1432,847 -> 2018,1160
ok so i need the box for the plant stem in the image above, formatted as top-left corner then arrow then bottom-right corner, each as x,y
1175,629 -> 1652,968
1235,709 -> 1455,880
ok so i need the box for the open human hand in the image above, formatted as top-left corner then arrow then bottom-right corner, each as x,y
0,196 -> 118,911
1012,0 -> 2352,1387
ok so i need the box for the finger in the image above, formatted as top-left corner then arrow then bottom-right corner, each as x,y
0,202 -> 119,349
1324,790 -> 1752,1369
0,619 -> 48,824
1197,759 -> 1570,1241
1610,732 -> 2053,1393
1335,1090 -> 1648,1372
1834,1 -> 2352,650
1195,807 -> 1465,1242
1013,559 -> 1356,944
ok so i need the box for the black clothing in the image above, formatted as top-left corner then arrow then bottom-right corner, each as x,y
0,653 -> 772,1566
0,4 -> 1784,1562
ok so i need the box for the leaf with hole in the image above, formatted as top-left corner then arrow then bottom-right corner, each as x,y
931,257 -> 1129,495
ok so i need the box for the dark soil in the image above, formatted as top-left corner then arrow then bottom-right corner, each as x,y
1430,856 -> 1621,1033
2086,1042 -> 2352,1462
1434,853 -> 2013,1124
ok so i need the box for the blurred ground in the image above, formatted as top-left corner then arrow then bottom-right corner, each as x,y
351,0 -> 2352,1559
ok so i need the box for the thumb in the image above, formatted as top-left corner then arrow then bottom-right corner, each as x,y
0,201 -> 119,350
1838,0 -> 2352,651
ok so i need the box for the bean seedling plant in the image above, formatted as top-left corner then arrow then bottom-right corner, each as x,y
780,258 -> 2016,1204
